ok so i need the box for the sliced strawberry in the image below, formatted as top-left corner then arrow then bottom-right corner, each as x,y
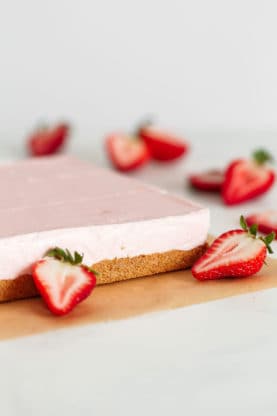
32,248 -> 96,316
138,125 -> 189,162
28,123 -> 70,156
189,169 -> 224,192
246,211 -> 277,238
222,149 -> 275,205
106,133 -> 150,172
192,215 -> 275,281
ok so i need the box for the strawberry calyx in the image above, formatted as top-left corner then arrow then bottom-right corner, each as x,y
35,123 -> 48,132
135,118 -> 153,136
240,215 -> 275,253
252,149 -> 274,166
46,247 -> 84,265
45,247 -> 97,274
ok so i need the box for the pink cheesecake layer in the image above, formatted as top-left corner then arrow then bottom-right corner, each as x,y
0,156 -> 209,279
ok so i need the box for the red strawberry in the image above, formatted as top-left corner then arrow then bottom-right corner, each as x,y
28,123 -> 70,156
32,248 -> 96,316
192,215 -> 275,281
189,169 -> 224,192
246,211 -> 277,239
106,133 -> 150,172
138,124 -> 189,162
222,149 -> 275,205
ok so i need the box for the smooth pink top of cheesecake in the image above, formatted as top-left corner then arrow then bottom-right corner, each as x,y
0,156 -> 206,238
0,156 -> 210,279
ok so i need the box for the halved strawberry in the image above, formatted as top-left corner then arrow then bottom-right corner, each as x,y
28,123 -> 70,156
189,169 -> 224,192
32,248 -> 96,316
138,124 -> 189,162
106,133 -> 150,172
222,149 -> 275,205
246,211 -> 277,239
192,215 -> 275,281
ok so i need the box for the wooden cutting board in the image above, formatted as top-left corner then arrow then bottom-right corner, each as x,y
0,258 -> 277,340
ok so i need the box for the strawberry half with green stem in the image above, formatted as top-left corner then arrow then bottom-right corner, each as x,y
192,215 -> 275,281
246,211 -> 277,239
106,133 -> 150,172
222,149 -> 275,205
138,122 -> 189,162
32,247 -> 97,316
28,122 -> 70,157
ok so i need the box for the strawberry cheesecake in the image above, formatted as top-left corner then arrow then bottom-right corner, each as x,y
0,156 -> 209,302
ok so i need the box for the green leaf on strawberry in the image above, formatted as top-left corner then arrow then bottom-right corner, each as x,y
253,149 -> 274,165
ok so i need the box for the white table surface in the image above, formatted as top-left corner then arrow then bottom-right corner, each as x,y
1,130 -> 277,415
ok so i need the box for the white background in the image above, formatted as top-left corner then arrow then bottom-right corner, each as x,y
1,2 -> 277,415
1,0 -> 277,145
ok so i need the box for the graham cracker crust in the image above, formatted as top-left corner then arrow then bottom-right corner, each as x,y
0,274 -> 38,303
94,244 -> 207,284
0,243 -> 207,303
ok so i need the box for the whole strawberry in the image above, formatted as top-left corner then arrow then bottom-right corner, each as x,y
222,149 -> 275,205
138,122 -> 189,162
192,216 -> 275,281
28,122 -> 70,157
32,247 -> 97,316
